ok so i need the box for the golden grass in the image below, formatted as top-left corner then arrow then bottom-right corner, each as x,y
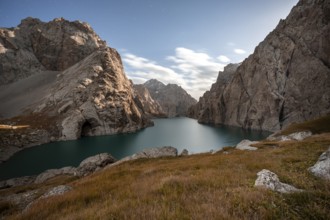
3,133 -> 329,220
279,114 -> 330,135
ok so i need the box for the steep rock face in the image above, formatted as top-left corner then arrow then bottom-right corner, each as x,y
0,17 -> 106,85
37,48 -> 151,140
133,84 -> 166,118
188,64 -> 239,123
0,17 -> 151,145
190,0 -> 330,131
144,79 -> 197,117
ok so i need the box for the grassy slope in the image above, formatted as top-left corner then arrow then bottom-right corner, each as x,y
1,117 -> 330,219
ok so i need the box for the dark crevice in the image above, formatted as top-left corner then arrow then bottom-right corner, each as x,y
81,120 -> 92,137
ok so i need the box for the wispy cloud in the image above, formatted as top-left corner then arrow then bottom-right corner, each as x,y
217,55 -> 231,63
123,47 -> 229,99
233,48 -> 246,54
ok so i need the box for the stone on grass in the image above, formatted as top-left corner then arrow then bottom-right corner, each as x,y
255,169 -> 303,193
236,139 -> 258,151
308,147 -> 330,180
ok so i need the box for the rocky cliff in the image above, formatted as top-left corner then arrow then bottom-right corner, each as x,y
189,0 -> 330,131
0,17 -> 152,149
188,64 -> 239,123
133,84 -> 166,118
143,79 -> 197,117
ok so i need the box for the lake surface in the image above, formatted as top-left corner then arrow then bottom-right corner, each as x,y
0,117 -> 270,180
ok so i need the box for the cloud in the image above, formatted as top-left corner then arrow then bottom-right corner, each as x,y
217,55 -> 231,63
233,48 -> 246,54
123,47 -> 229,99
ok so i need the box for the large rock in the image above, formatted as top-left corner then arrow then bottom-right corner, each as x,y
189,0 -> 330,131
143,79 -> 197,117
76,153 -> 116,176
235,139 -> 259,151
34,166 -> 77,184
308,147 -> 330,180
255,169 -> 303,193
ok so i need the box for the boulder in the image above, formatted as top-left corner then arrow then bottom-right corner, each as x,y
34,166 -> 77,184
255,169 -> 303,193
236,139 -> 259,151
308,147 -> 330,180
76,153 -> 116,176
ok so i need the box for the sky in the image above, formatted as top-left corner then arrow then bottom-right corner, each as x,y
0,0 -> 299,99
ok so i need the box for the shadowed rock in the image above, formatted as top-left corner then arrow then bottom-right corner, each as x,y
308,147 -> 330,180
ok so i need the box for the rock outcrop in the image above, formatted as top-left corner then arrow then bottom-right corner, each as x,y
255,169 -> 303,193
76,153 -> 116,176
235,139 -> 258,151
189,0 -> 330,131
308,147 -> 330,180
34,166 -> 77,184
0,17 -> 152,151
143,79 -> 197,117
133,84 -> 166,118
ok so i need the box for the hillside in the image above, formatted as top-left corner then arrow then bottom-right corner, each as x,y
1,115 -> 329,219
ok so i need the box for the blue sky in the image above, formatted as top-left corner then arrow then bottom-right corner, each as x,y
0,0 -> 298,98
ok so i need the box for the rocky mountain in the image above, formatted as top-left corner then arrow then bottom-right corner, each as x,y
189,0 -> 330,131
143,79 -> 197,117
133,84 -> 166,118
0,17 -> 152,149
188,64 -> 239,123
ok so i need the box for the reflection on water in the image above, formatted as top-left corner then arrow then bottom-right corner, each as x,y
0,117 -> 270,180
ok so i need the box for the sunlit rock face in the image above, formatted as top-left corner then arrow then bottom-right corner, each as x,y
143,79 -> 197,117
0,17 -> 152,143
189,0 -> 330,131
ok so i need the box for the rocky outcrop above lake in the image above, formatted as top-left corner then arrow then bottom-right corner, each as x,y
189,0 -> 330,131
133,84 -> 166,118
0,17 -> 152,149
143,79 -> 197,117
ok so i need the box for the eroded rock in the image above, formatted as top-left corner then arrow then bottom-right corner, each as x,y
255,169 -> 303,193
236,139 -> 259,151
76,153 -> 116,176
308,147 -> 330,180
34,166 -> 77,184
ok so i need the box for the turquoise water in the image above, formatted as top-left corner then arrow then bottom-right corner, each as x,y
0,117 -> 270,180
